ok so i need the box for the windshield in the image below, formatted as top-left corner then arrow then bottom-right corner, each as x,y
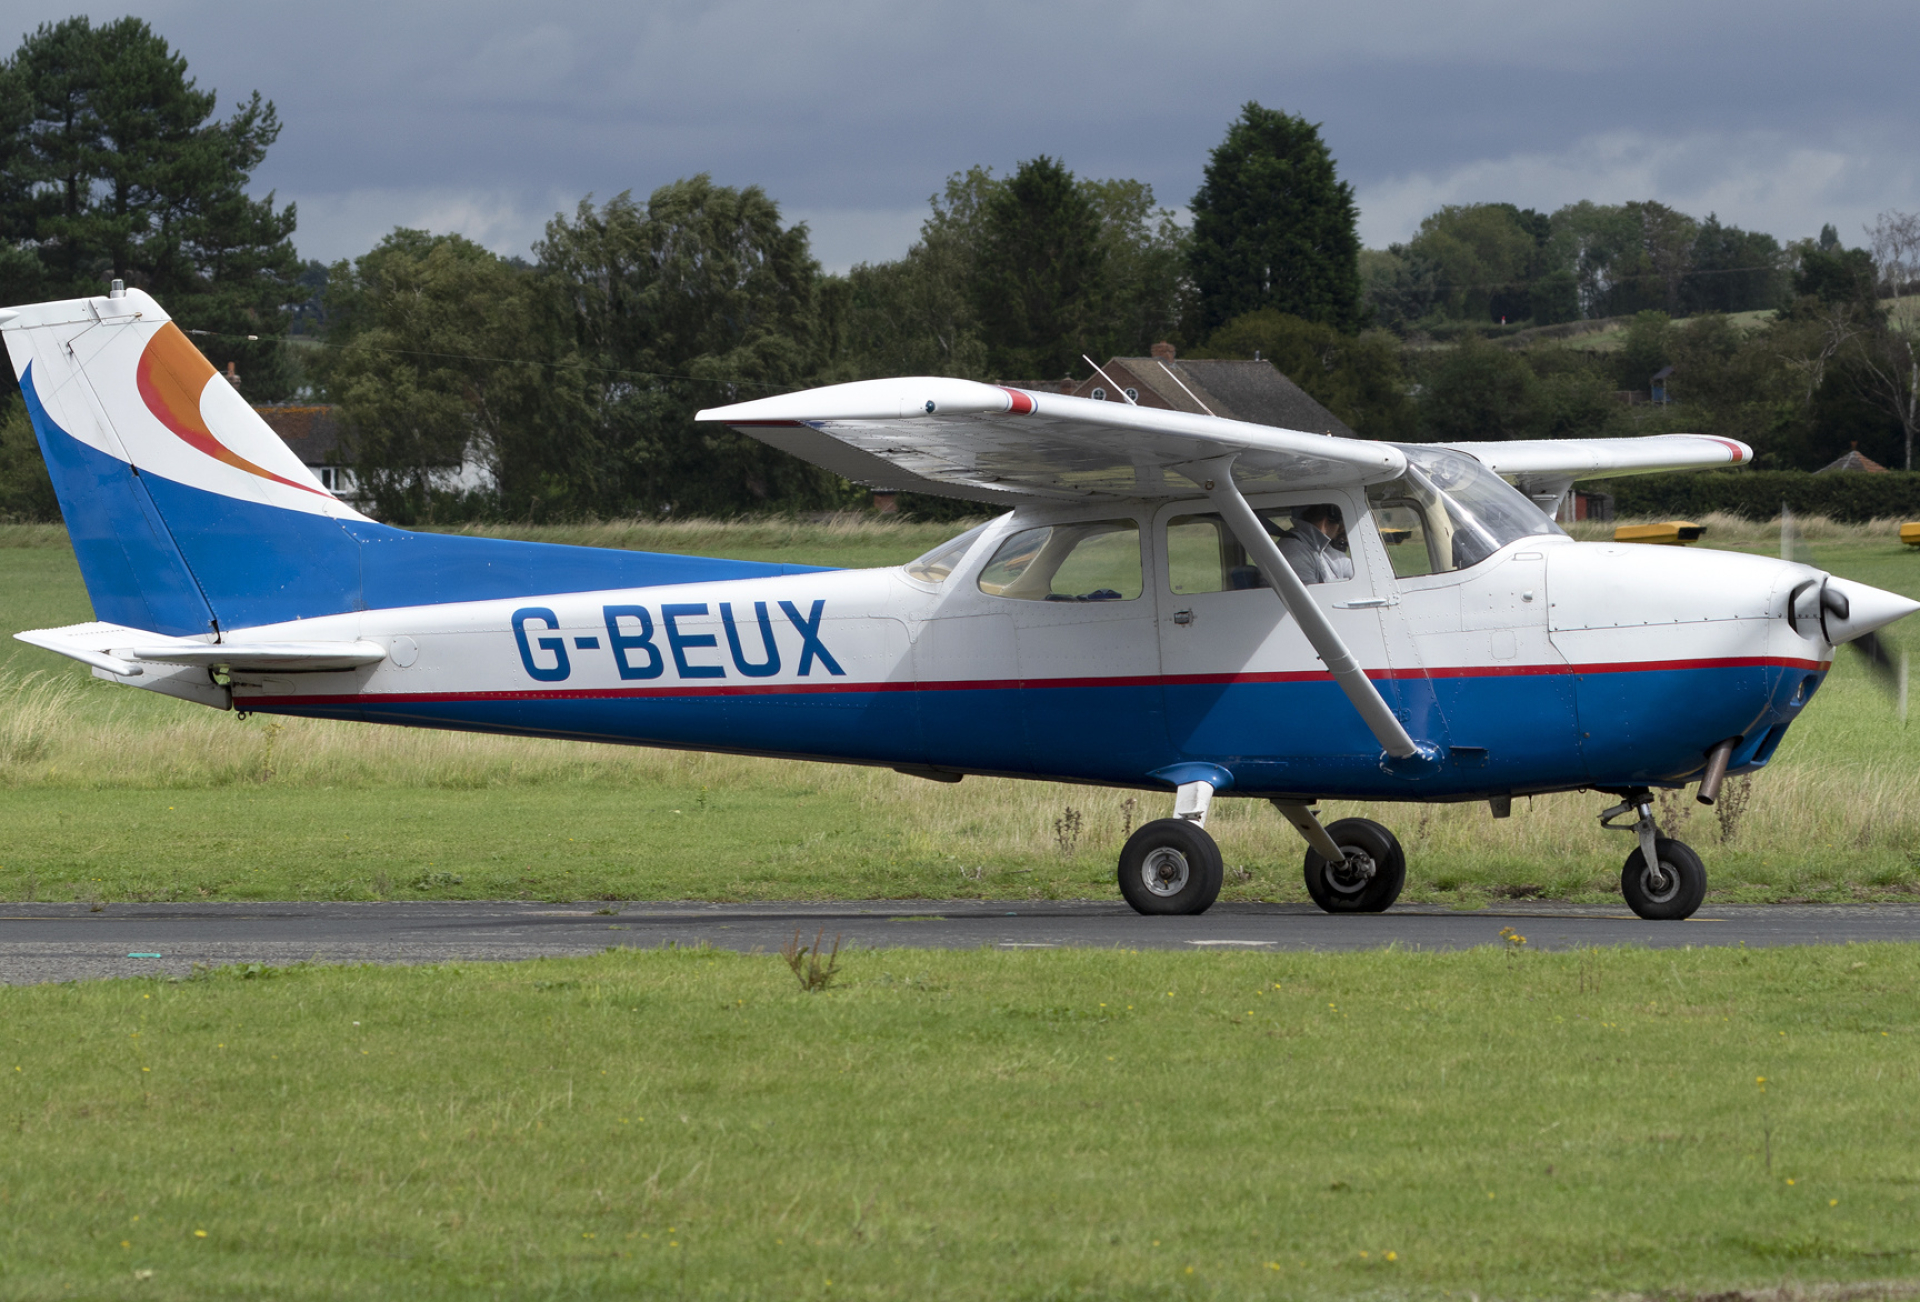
1367,446 -> 1563,576
903,522 -> 991,584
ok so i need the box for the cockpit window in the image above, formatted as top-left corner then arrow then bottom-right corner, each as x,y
1167,506 -> 1354,592
976,519 -> 1143,601
904,523 -> 991,584
1367,446 -> 1563,577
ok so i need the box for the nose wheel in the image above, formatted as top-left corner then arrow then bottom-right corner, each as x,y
1620,837 -> 1706,920
1602,792 -> 1707,920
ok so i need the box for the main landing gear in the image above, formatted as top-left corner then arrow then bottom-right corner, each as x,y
1600,791 -> 1707,921
1114,781 -> 1408,917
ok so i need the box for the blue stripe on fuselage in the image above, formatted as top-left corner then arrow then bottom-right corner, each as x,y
246,660 -> 1818,799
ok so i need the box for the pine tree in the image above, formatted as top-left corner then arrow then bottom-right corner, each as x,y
969,156 -> 1106,380
1188,104 -> 1362,336
0,17 -> 299,396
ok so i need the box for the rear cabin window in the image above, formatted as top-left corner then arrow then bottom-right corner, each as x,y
976,520 -> 1143,601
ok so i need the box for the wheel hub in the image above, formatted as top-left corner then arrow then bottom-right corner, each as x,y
1639,860 -> 1679,904
1324,848 -> 1376,895
1140,846 -> 1191,897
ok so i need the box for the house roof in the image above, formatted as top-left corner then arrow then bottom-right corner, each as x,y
1815,448 -> 1890,474
253,405 -> 345,466
1064,356 -> 1356,438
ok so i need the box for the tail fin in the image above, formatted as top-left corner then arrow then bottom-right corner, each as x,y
3,289 -> 821,636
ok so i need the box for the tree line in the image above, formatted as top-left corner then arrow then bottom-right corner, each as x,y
1,16 -> 1917,525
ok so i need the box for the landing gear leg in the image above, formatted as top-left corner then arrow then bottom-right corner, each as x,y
1275,801 -> 1407,914
1600,791 -> 1707,921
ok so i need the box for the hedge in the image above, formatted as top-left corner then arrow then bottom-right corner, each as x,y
1589,470 -> 1920,523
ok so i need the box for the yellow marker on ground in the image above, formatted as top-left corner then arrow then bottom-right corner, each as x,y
1899,522 -> 1920,547
1614,521 -> 1705,546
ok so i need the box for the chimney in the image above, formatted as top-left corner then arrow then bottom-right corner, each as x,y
1150,341 -> 1175,361
225,361 -> 242,390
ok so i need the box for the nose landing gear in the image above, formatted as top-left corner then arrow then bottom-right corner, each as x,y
1601,791 -> 1707,920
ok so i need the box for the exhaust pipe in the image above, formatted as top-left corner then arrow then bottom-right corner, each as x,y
1696,737 -> 1738,805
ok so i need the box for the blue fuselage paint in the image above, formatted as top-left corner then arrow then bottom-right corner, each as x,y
249,660 -> 1819,801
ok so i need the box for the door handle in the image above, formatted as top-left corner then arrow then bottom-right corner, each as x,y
1334,597 -> 1390,609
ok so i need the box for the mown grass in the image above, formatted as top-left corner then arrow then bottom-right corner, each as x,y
1,518 -> 1917,906
2,944 -> 1916,1300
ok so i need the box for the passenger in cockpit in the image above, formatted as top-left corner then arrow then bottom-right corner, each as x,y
1274,503 -> 1354,586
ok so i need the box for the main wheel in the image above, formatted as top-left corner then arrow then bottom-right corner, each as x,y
1117,819 -> 1224,916
1303,817 -> 1406,914
1620,836 -> 1706,920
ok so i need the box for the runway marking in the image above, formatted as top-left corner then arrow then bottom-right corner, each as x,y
1187,940 -> 1274,947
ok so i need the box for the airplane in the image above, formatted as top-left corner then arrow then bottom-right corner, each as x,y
7,284 -> 1916,922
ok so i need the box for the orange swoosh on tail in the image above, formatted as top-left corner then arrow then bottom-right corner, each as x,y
136,324 -> 330,497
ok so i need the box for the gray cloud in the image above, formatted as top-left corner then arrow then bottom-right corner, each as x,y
18,1 -> 1920,267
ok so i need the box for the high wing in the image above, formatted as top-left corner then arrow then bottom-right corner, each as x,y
697,377 -> 1406,503
1439,434 -> 1752,514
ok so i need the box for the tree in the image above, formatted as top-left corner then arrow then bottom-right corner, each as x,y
1855,210 -> 1920,468
830,163 -> 1186,386
1404,203 -> 1540,324
0,17 -> 300,397
1683,215 -> 1787,314
537,178 -> 845,516
319,231 -> 576,523
1190,308 -> 1413,438
969,156 -> 1106,380
1415,335 -> 1539,442
1188,103 -> 1362,335
823,168 -> 995,383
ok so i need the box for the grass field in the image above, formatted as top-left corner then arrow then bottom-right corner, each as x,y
1,944 -> 1916,1300
2,515 -> 1918,906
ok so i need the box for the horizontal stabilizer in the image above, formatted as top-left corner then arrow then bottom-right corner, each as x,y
17,623 -> 387,674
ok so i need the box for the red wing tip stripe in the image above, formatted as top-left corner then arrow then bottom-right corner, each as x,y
997,387 -> 1036,415
1701,436 -> 1747,463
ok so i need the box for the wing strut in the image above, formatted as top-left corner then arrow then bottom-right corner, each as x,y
1187,457 -> 1434,768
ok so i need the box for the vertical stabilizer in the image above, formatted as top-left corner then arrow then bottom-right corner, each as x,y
3,288 -> 830,636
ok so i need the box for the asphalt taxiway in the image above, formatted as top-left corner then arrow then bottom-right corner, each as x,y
1,899 -> 1917,984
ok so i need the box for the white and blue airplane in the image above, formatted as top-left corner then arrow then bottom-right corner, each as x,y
8,286 -> 1916,921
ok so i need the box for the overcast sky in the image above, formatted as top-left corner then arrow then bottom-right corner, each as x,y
15,1 -> 1920,270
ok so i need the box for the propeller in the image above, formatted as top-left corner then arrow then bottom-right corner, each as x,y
1781,504 -> 1909,721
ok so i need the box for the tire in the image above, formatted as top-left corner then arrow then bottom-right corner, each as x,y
1620,836 -> 1706,920
1303,817 -> 1406,914
1117,819 -> 1224,916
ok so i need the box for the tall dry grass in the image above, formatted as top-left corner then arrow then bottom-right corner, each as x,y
3,515 -> 1914,895
2,667 -> 1915,893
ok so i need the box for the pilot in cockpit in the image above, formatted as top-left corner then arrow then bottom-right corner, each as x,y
1273,503 -> 1354,586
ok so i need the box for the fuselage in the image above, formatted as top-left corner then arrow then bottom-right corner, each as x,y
216,491 -> 1831,803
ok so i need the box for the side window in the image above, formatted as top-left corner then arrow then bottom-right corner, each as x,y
1370,500 -> 1442,578
977,520 -> 1143,602
1166,505 -> 1355,592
